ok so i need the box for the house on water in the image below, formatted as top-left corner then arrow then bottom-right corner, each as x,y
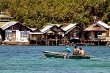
28,28 -> 43,45
84,21 -> 110,45
40,23 -> 64,45
62,23 -> 84,45
0,12 -> 31,45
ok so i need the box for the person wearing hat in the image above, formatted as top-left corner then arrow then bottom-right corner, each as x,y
73,45 -> 80,55
79,47 -> 85,56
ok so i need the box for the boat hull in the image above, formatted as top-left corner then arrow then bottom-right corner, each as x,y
42,51 -> 90,59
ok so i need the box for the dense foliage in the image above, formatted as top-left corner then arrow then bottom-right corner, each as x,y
0,0 -> 110,28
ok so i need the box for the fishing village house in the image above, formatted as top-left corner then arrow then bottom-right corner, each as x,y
0,11 -> 110,46
84,21 -> 110,45
40,23 -> 64,45
29,23 -> 85,46
28,28 -> 43,45
62,23 -> 84,45
0,12 -> 31,45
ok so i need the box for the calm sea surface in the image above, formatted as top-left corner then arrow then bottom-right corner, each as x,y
0,46 -> 110,73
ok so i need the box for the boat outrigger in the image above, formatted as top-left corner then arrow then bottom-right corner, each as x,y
42,50 -> 90,59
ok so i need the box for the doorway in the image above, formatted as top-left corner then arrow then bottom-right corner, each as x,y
12,31 -> 16,40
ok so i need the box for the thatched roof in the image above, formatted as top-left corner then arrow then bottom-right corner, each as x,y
84,24 -> 107,31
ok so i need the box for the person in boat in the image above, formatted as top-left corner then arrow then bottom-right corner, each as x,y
73,45 -> 80,55
79,47 -> 85,56
64,47 -> 71,55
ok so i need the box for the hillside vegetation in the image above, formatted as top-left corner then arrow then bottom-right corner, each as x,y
0,0 -> 110,28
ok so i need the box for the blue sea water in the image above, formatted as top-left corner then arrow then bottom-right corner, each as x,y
0,46 -> 110,73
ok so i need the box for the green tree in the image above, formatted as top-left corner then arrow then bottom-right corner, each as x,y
0,0 -> 110,28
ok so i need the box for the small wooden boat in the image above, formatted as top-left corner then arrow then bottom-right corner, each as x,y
42,50 -> 90,59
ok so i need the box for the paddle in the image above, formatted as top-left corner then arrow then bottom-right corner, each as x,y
38,55 -> 44,58
86,52 -> 97,58
64,55 -> 66,59
90,56 -> 97,58
85,52 -> 93,55
38,54 -> 45,58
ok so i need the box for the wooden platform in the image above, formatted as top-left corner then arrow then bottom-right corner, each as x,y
2,40 -> 29,45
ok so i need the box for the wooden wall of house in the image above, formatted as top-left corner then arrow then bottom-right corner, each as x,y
0,29 -> 2,40
85,31 -> 108,41
6,23 -> 29,31
50,26 -> 63,33
2,30 -> 5,40
4,23 -> 30,41
109,28 -> 110,37
66,27 -> 83,40
29,34 -> 37,40
47,26 -> 64,39
29,34 -> 45,45
0,29 -> 2,44
29,34 -> 42,41
84,31 -> 94,40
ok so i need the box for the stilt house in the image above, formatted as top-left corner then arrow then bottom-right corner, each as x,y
0,12 -> 31,45
40,24 -> 64,45
62,23 -> 84,45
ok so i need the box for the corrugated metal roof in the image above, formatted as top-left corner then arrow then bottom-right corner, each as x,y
29,32 -> 43,34
29,28 -> 37,31
40,24 -> 54,33
0,21 -> 18,30
84,24 -> 107,31
97,21 -> 110,28
63,23 -> 77,31
29,28 -> 40,32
